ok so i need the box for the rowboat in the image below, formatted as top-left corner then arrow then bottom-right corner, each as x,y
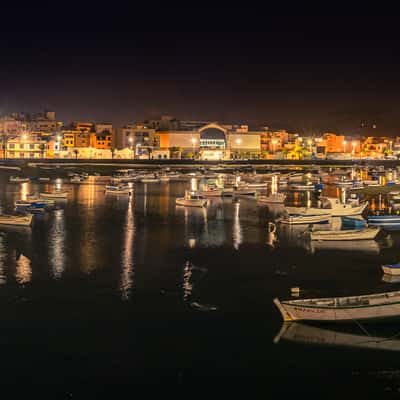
246,182 -> 268,188
341,216 -> 367,229
9,176 -> 29,183
273,322 -> 400,351
289,184 -> 315,191
199,189 -> 223,197
273,290 -> 400,322
257,193 -> 286,204
279,214 -> 331,225
367,215 -> 400,226
176,191 -> 208,207
39,191 -> 68,199
0,213 -> 33,226
105,185 -> 132,195
382,263 -> 400,275
38,177 -> 50,182
309,226 -> 380,241
286,196 -> 368,217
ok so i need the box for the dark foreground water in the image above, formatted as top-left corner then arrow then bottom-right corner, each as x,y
1,175 -> 400,396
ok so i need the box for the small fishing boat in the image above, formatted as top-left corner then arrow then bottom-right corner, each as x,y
246,182 -> 268,188
279,214 -> 331,225
367,215 -> 400,227
199,188 -> 223,197
9,176 -> 29,183
0,213 -> 33,226
273,290 -> 400,322
70,176 -> 82,183
176,191 -> 208,207
309,226 -> 381,241
257,193 -> 286,204
341,216 -> 367,229
105,185 -> 132,195
14,200 -> 46,209
39,191 -> 68,199
38,177 -> 50,182
289,184 -> 315,191
308,239 -> 381,255
286,196 -> 368,217
382,263 -> 400,275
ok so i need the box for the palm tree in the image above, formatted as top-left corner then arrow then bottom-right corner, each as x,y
0,133 -> 9,159
73,149 -> 79,160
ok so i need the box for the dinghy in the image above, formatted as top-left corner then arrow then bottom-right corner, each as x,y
309,226 -> 380,241
273,290 -> 400,322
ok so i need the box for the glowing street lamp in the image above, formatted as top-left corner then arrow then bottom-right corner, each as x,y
271,139 -> 278,153
128,137 -> 134,159
191,137 -> 197,158
351,141 -> 357,157
343,140 -> 347,153
22,134 -> 27,140
307,139 -> 312,153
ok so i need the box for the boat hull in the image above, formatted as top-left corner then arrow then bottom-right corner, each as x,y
274,291 -> 400,322
310,226 -> 380,241
176,198 -> 207,207
286,202 -> 368,217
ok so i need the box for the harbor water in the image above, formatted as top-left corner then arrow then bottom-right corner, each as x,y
1,173 -> 400,395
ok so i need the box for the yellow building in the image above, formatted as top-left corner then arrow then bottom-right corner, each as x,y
5,137 -> 47,159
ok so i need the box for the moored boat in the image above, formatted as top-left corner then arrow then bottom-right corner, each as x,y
367,215 -> 400,226
285,196 -> 368,217
257,193 -> 286,204
176,191 -> 208,207
273,290 -> 400,322
9,176 -> 29,183
279,214 -> 331,225
39,191 -> 68,199
382,263 -> 400,275
105,185 -> 132,195
0,213 -> 33,226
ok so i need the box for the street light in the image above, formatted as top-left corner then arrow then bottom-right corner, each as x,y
343,140 -> 347,153
351,141 -> 357,158
128,137 -> 133,159
22,134 -> 27,140
271,139 -> 278,153
236,138 -> 242,159
307,139 -> 312,154
191,137 -> 197,159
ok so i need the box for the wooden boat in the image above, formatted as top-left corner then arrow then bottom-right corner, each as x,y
341,216 -> 366,229
273,290 -> 400,322
39,191 -> 68,199
105,185 -> 132,195
257,193 -> 286,204
310,226 -> 380,241
199,189 -> 223,197
279,214 -> 331,225
9,176 -> 29,183
368,215 -> 400,226
38,177 -> 50,182
0,213 -> 33,226
274,322 -> 400,351
289,184 -> 315,191
286,196 -> 368,217
382,263 -> 400,275
246,182 -> 268,188
176,191 -> 208,207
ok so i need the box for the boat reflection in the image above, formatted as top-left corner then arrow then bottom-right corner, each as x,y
15,253 -> 32,284
307,239 -> 382,255
382,273 -> 400,283
274,322 -> 400,351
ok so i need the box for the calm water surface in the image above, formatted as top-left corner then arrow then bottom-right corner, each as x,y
1,174 -> 400,395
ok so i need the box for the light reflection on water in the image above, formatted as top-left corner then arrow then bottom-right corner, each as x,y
49,209 -> 65,280
15,253 -> 32,284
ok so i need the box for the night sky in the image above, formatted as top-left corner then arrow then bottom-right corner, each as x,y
1,8 -> 400,135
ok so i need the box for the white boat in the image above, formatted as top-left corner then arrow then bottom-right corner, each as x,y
38,177 -> 50,182
159,176 -> 170,182
9,176 -> 29,183
279,214 -> 331,225
39,191 -> 68,199
70,176 -> 82,183
257,193 -> 286,204
274,322 -> 400,351
285,196 -> 368,217
246,182 -> 268,188
0,213 -> 33,226
273,290 -> 400,322
289,184 -> 315,191
176,191 -> 208,207
199,189 -> 223,197
105,185 -> 132,195
382,263 -> 400,275
309,226 -> 380,241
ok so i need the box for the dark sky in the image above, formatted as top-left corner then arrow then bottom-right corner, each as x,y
1,7 -> 400,135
